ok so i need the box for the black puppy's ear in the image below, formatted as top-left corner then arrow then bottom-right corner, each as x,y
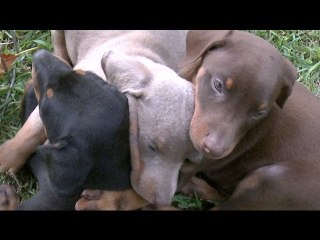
276,60 -> 297,108
36,137 -> 70,168
36,137 -> 90,197
178,30 -> 233,81
20,79 -> 38,124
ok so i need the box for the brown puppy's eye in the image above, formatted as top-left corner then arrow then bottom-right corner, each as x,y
212,78 -> 223,93
252,110 -> 267,120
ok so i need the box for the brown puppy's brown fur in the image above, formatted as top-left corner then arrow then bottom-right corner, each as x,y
178,30 -> 320,210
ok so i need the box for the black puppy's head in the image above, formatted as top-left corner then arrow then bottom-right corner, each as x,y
32,49 -> 132,198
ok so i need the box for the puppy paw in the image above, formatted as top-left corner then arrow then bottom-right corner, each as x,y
75,189 -> 104,210
75,189 -> 148,210
0,139 -> 28,173
0,184 -> 20,210
179,176 -> 225,201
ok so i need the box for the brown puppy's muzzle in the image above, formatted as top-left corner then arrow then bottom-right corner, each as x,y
201,133 -> 238,159
190,115 -> 240,160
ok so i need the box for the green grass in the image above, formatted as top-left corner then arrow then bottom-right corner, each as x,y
0,30 -> 319,209
249,30 -> 320,95
0,30 -> 52,199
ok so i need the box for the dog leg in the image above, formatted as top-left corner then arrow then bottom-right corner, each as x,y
75,189 -> 148,210
0,184 -> 20,210
0,106 -> 46,173
179,176 -> 225,202
215,164 -> 317,210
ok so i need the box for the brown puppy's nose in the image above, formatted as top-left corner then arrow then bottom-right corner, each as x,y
202,137 -> 230,159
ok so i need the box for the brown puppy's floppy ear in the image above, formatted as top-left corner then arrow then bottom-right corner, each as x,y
276,59 -> 297,108
178,30 -> 233,81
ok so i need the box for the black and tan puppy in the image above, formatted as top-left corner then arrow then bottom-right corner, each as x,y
0,49 -> 146,210
178,30 -> 320,210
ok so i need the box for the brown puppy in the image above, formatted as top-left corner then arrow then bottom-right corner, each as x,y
178,30 -> 320,210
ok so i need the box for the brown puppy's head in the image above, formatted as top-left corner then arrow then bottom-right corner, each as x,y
179,30 -> 297,160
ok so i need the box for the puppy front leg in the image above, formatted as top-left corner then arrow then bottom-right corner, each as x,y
179,176 -> 225,202
75,189 -> 148,210
0,106 -> 46,173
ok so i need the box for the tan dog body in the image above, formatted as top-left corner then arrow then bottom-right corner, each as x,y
57,31 -> 185,80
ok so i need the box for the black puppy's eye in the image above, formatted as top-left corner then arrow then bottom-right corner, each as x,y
41,96 -> 48,104
212,78 -> 223,93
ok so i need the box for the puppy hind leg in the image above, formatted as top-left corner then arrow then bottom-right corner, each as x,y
217,164 -> 315,210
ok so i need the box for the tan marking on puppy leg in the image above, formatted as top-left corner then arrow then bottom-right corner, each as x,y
74,69 -> 86,75
75,189 -> 148,210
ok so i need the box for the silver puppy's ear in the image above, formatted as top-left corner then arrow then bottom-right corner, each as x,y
101,51 -> 152,98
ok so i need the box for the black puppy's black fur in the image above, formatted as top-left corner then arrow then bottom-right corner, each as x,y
17,49 -> 131,210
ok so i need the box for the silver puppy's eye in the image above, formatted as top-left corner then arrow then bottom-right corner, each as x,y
147,144 -> 156,152
212,78 -> 223,93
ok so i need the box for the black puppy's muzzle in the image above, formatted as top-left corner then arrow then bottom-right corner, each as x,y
32,49 -> 72,96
